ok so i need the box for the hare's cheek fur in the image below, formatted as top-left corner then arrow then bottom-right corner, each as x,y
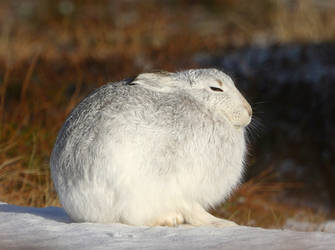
211,89 -> 252,128
222,96 -> 252,127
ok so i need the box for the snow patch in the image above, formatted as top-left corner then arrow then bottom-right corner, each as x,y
1,202 -> 334,250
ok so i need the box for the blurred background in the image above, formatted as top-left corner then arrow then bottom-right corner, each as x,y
0,0 -> 334,230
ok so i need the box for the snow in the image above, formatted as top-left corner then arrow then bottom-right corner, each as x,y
1,201 -> 335,250
285,219 -> 335,234
321,221 -> 335,234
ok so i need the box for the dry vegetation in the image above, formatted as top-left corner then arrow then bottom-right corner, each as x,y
0,0 -> 334,228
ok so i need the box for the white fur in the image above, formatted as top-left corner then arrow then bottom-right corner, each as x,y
50,68 -> 252,227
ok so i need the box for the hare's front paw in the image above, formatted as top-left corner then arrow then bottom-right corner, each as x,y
183,204 -> 238,228
149,212 -> 184,227
210,218 -> 238,227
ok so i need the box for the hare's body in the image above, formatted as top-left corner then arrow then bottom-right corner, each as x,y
50,69 -> 251,226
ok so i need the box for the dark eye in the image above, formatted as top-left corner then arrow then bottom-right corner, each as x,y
210,87 -> 224,92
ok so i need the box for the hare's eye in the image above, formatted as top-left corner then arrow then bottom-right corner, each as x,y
210,87 -> 224,92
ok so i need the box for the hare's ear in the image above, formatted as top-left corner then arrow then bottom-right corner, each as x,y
132,71 -> 179,92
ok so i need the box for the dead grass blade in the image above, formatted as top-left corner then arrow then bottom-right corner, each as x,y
0,65 -> 11,138
0,156 -> 23,170
20,52 -> 40,105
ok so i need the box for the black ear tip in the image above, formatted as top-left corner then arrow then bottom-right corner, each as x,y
125,77 -> 137,85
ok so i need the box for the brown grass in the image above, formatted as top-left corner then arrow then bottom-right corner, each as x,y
0,0 -> 334,228
214,169 -> 328,229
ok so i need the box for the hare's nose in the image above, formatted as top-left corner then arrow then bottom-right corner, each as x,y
241,96 -> 252,117
245,102 -> 252,117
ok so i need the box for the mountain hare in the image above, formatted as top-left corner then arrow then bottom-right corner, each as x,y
50,68 -> 252,227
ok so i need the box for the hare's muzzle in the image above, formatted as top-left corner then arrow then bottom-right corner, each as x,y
243,98 -> 252,117
234,94 -> 252,128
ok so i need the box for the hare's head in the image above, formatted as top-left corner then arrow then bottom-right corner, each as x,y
133,68 -> 252,128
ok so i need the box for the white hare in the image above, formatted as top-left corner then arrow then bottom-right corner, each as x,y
50,68 -> 252,227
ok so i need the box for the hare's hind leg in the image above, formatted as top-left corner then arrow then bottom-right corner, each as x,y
182,204 -> 237,227
148,212 -> 185,227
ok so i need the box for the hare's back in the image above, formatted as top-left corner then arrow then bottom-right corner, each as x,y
51,82 -> 136,165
